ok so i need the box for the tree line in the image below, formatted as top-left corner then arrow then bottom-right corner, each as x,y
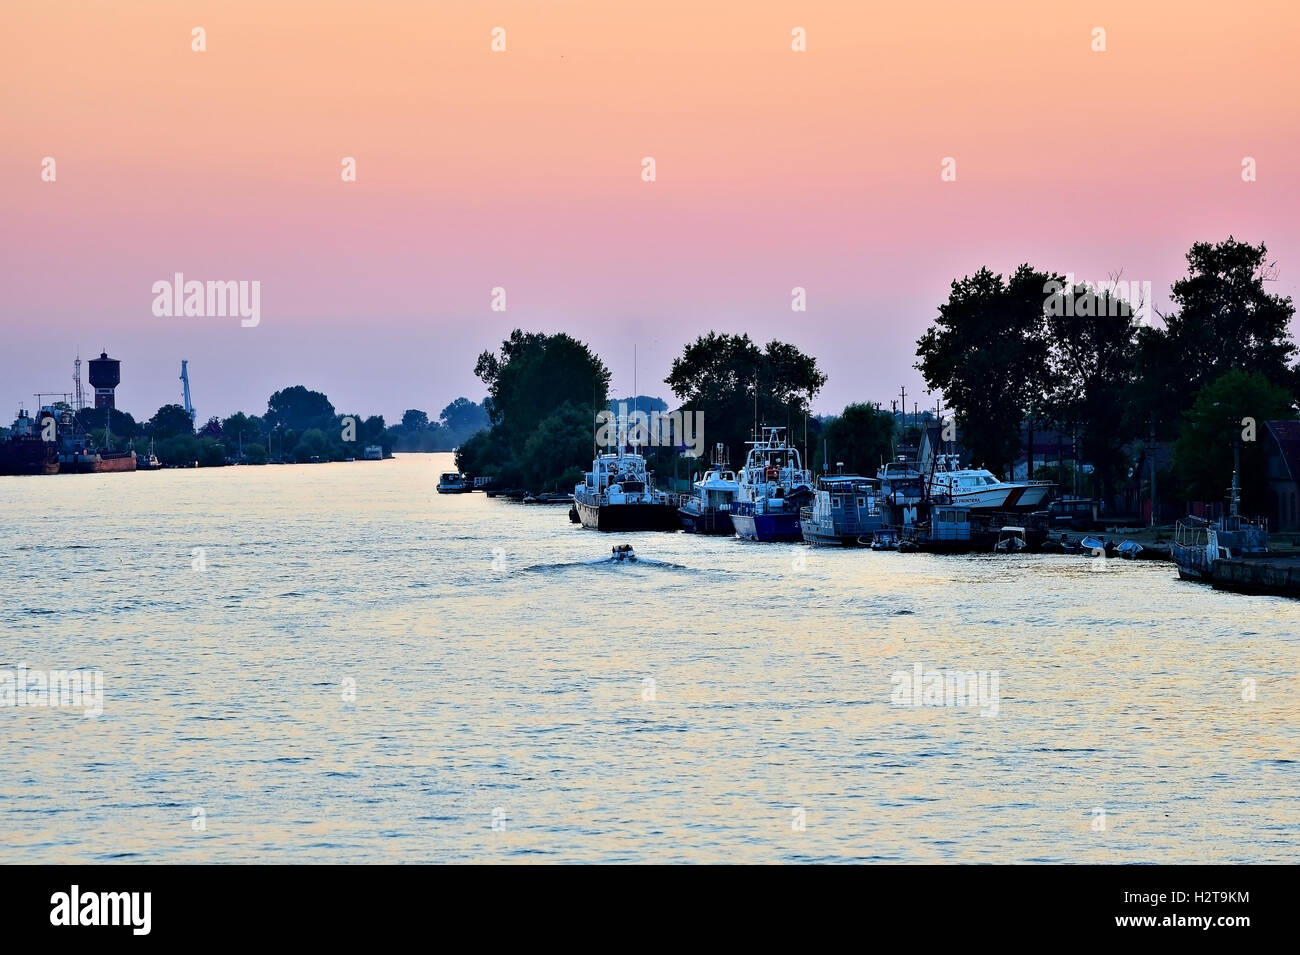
456,236 -> 1296,518
62,387 -> 488,467
915,237 -> 1296,513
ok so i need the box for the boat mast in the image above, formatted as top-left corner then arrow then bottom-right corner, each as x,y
1230,428 -> 1240,521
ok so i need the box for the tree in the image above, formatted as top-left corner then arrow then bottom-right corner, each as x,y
199,416 -> 223,438
77,407 -> 137,438
221,412 -> 264,457
475,331 -> 611,456
1044,281 -> 1140,502
155,434 -> 199,466
915,265 -> 1054,475
519,402 -> 594,489
266,386 -> 336,432
149,403 -> 195,438
665,333 -> 826,464
608,395 -> 668,414
1173,370 -> 1294,512
438,398 -> 489,438
455,427 -> 519,485
196,438 -> 226,467
401,409 -> 429,432
816,404 -> 896,475
466,331 -> 609,487
1136,238 -> 1296,438
292,428 -> 330,462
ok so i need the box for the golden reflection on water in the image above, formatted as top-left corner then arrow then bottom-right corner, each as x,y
0,454 -> 1296,862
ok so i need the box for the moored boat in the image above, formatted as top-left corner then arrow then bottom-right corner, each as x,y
573,449 -> 680,532
994,526 -> 1027,552
53,406 -> 136,473
877,454 -> 925,526
678,444 -> 739,535
799,475 -> 883,546
915,504 -> 974,553
135,438 -> 162,470
436,471 -> 472,493
929,453 -> 1051,510
0,409 -> 59,475
731,427 -> 813,542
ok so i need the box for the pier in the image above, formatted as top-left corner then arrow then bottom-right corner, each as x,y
1209,555 -> 1300,597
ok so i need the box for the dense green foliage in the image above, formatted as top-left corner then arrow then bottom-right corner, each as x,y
1174,370 -> 1295,512
915,265 -> 1054,475
456,330 -> 611,488
665,333 -> 826,465
815,403 -> 896,475
916,237 -> 1298,508
390,399 -> 490,451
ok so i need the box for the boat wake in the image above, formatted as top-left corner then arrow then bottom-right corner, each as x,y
519,556 -> 693,574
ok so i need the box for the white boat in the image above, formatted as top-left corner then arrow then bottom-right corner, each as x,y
994,526 -> 1027,553
731,427 -> 814,542
678,444 -> 740,535
928,454 -> 1052,510
573,449 -> 680,532
436,471 -> 471,493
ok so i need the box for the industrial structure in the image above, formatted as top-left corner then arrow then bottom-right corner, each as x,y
180,360 -> 196,424
88,351 -> 121,409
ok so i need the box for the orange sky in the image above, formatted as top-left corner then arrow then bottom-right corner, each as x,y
3,0 -> 1297,419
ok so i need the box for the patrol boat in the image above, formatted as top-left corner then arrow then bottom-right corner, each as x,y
678,444 -> 739,535
730,427 -> 814,542
573,448 -> 680,532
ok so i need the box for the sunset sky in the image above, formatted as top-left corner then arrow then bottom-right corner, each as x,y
3,0 -> 1297,423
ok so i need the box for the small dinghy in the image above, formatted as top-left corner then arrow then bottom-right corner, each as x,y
611,544 -> 637,562
1116,540 -> 1143,559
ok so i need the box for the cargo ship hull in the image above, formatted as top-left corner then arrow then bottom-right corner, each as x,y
63,450 -> 137,474
0,439 -> 60,476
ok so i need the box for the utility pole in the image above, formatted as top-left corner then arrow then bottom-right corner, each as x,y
1148,417 -> 1157,527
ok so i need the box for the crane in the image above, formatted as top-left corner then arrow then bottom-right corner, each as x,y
180,360 -> 196,424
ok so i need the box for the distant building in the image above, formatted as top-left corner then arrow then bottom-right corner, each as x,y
1263,421 -> 1300,531
1010,428 -> 1082,482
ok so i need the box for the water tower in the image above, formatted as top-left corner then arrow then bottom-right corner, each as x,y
87,351 -> 121,409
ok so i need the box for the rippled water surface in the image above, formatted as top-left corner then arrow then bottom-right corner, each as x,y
1,453 -> 1296,863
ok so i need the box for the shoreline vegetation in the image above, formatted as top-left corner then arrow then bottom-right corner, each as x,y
455,237 -> 1297,526
14,237 -> 1295,529
18,387 -> 490,469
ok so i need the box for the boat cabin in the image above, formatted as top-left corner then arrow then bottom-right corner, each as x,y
931,505 -> 972,542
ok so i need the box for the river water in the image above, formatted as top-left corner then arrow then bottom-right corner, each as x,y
1,453 -> 1296,863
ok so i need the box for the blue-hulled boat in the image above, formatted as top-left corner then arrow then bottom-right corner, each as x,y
799,475 -> 884,546
730,427 -> 814,542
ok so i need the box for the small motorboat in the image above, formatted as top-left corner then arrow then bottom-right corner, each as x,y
897,538 -> 919,554
1080,535 -> 1112,557
437,472 -> 472,493
994,527 -> 1027,553
611,544 -> 637,562
1116,540 -> 1143,559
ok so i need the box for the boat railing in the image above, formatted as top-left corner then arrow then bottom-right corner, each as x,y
1174,520 -> 1208,549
